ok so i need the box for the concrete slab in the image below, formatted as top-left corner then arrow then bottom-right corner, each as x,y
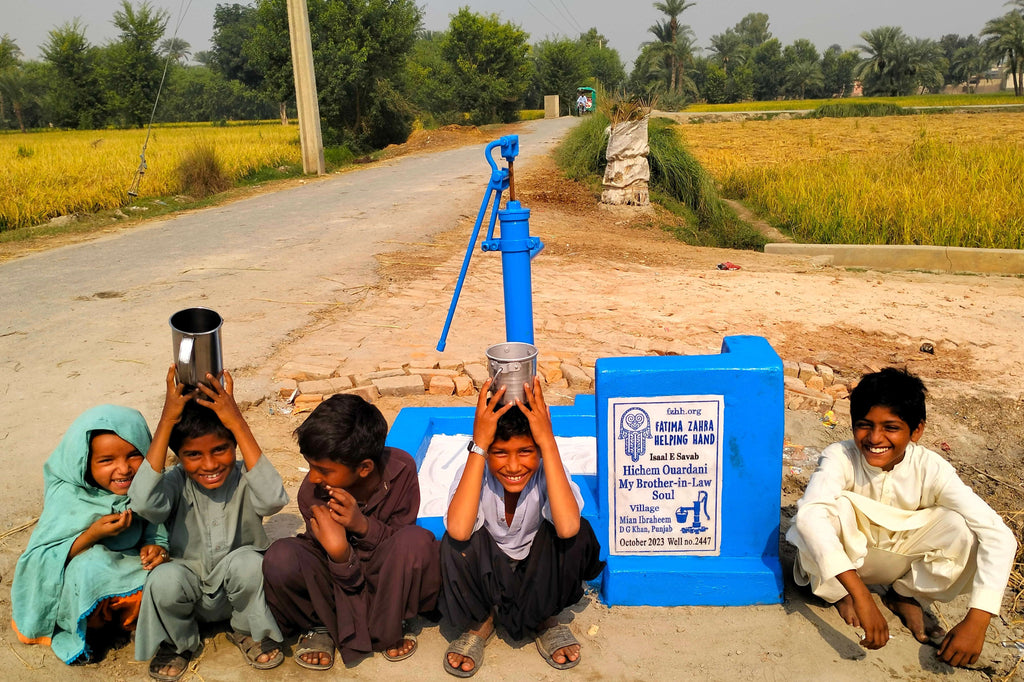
765,243 -> 1024,275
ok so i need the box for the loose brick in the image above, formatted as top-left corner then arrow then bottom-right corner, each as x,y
798,362 -> 817,380
561,363 -> 592,390
340,385 -> 380,402
538,361 -> 563,384
806,375 -> 825,392
294,394 -> 324,408
428,376 -> 456,396
463,363 -> 490,389
409,367 -> 460,389
784,376 -> 806,391
816,365 -> 835,387
298,377 -> 353,396
782,360 -> 800,378
374,375 -> 425,397
825,384 -> 850,400
454,375 -> 475,397
276,359 -> 337,382
376,362 -> 406,372
353,368 -> 405,386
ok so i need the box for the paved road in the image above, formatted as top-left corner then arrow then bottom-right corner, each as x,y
0,116 -> 578,529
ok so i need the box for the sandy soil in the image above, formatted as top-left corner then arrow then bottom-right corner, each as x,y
1,126 -> 1022,681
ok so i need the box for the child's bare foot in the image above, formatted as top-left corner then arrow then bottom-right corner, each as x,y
537,617 -> 580,666
445,615 -> 494,675
295,628 -> 334,670
834,594 -> 861,627
883,588 -> 946,644
384,633 -> 418,661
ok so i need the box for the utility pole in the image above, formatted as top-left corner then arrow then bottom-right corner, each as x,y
286,0 -> 325,175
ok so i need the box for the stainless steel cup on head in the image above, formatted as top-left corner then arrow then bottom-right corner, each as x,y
170,308 -> 223,389
485,342 -> 538,406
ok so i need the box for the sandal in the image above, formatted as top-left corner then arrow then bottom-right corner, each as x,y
535,623 -> 581,670
443,629 -> 493,678
226,630 -> 284,670
294,627 -> 335,671
149,642 -> 192,682
382,631 -> 418,662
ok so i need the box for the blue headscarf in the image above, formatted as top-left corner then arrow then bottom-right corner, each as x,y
11,405 -> 165,663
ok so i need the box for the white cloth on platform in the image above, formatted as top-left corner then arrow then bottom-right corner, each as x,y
786,440 -> 1016,614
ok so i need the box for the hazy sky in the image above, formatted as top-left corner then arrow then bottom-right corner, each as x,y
4,0 -> 1013,67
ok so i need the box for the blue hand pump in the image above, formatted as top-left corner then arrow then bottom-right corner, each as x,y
436,135 -> 544,352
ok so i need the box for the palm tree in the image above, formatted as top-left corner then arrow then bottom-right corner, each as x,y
0,66 -> 42,132
856,26 -> 909,96
651,0 -> 696,94
950,43 -> 990,93
159,37 -> 192,64
785,60 -> 824,99
982,11 -> 1024,95
708,29 -> 746,75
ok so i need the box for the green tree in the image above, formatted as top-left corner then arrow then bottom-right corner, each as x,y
404,30 -> 454,118
158,64 -> 275,121
534,38 -> 587,115
982,11 -> 1024,95
249,0 -> 421,145
821,44 -> 859,97
734,13 -> 772,48
246,0 -> 294,123
749,37 -> 785,100
211,3 -> 262,90
41,20 -> 105,128
578,28 -> 625,92
103,1 -> 169,126
441,9 -> 532,124
0,34 -> 23,128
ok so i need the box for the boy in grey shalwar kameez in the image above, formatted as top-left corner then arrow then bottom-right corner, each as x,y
131,367 -> 288,681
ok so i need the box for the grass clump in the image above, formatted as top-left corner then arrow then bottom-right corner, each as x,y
807,102 -> 909,119
176,142 -> 232,198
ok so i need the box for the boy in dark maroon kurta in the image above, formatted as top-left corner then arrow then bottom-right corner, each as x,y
262,395 -> 440,670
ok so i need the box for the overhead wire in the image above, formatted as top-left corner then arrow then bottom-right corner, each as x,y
525,0 -> 570,36
552,0 -> 585,35
127,0 -> 194,199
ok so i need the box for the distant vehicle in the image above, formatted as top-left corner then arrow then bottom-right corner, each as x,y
575,86 -> 596,115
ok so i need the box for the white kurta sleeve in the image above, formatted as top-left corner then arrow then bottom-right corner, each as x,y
788,443 -> 858,580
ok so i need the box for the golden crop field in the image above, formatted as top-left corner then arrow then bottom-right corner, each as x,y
679,113 -> 1024,249
0,124 -> 300,231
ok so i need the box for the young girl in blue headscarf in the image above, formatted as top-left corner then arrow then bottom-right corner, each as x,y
11,405 -> 169,664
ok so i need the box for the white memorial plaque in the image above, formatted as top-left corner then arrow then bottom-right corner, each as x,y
608,395 -> 724,556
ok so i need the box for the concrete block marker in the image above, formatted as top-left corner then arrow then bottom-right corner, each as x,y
428,376 -> 456,396
341,385 -> 380,402
597,335 -> 784,606
463,363 -> 490,389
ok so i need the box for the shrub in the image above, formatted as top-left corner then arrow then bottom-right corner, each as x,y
807,102 -> 909,118
176,142 -> 232,198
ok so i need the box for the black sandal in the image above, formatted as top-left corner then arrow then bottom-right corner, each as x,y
148,642 -> 192,682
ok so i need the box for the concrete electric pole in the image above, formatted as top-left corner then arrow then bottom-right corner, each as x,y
286,0 -> 326,175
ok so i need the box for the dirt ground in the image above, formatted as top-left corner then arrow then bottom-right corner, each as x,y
2,124 -> 1023,681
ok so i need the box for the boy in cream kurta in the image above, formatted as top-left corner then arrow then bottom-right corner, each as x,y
787,368 -> 1016,668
